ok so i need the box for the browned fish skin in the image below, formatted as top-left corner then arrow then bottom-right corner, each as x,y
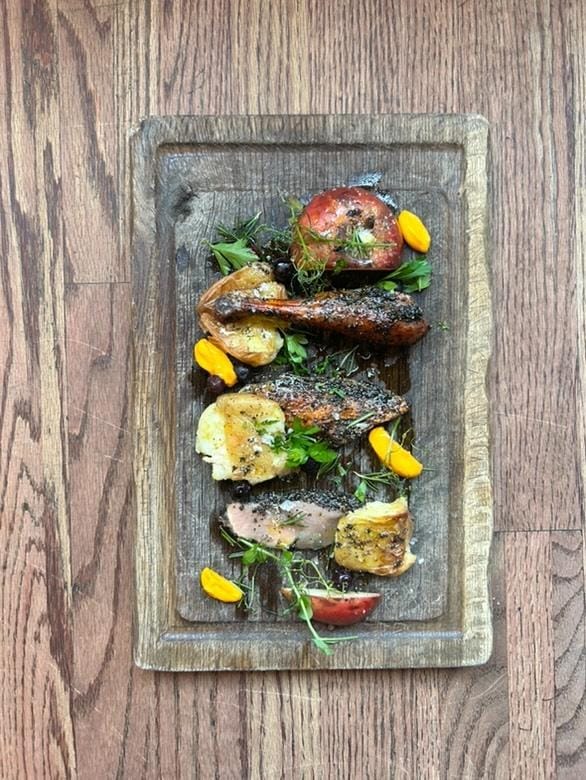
206,287 -> 429,347
243,373 -> 409,444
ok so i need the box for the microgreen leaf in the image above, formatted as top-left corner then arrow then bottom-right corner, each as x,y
275,331 -> 310,374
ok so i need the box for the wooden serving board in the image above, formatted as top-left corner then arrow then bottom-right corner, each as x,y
132,115 -> 492,671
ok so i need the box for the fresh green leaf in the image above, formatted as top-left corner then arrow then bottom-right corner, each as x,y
307,441 -> 338,464
376,258 -> 432,293
205,238 -> 259,275
284,332 -> 308,364
378,280 -> 398,292
354,480 -> 368,503
272,418 -> 338,469
275,331 -> 310,374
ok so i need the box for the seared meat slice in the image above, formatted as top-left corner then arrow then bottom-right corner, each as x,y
243,373 -> 409,445
334,497 -> 416,576
206,287 -> 429,348
224,490 -> 359,550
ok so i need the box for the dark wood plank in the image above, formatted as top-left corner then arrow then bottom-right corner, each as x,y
0,0 -> 76,775
132,114 -> 491,670
172,143 -> 465,626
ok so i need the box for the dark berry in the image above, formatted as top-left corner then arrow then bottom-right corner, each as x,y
273,260 -> 295,284
231,481 -> 251,499
234,363 -> 252,383
331,570 -> 353,591
302,458 -> 320,475
206,375 -> 227,395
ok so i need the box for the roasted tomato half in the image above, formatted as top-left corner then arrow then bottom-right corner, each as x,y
291,186 -> 403,271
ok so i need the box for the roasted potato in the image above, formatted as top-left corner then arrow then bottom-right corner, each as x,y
334,497 -> 416,576
195,393 -> 290,484
197,263 -> 287,366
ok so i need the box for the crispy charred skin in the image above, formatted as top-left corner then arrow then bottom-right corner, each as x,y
292,186 -> 403,271
207,287 -> 429,347
243,373 -> 409,444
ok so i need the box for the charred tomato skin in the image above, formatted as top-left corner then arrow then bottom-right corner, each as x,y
291,187 -> 403,271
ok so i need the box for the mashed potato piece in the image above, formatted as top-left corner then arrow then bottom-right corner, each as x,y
195,393 -> 290,484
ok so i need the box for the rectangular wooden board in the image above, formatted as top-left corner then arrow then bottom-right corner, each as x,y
132,115 -> 492,671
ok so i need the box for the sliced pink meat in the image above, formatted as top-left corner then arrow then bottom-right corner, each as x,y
224,490 -> 359,550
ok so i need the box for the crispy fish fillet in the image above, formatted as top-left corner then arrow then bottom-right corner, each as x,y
224,490 -> 360,550
205,286 -> 429,347
243,373 -> 409,445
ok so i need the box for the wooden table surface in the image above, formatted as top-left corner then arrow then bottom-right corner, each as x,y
1,1 -> 584,777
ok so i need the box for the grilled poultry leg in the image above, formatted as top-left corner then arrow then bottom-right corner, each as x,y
205,287 -> 429,347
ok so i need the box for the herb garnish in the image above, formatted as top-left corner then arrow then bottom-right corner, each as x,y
272,419 -> 338,470
216,212 -> 265,244
276,511 -> 307,528
352,469 -> 406,503
204,213 -> 266,275
275,331 -> 310,374
377,258 -> 432,293
205,237 -> 259,276
221,529 -> 356,654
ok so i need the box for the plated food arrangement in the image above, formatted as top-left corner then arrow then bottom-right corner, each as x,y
192,179 -> 435,654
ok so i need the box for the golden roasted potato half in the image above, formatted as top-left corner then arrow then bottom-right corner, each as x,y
197,263 -> 288,366
334,497 -> 416,576
195,393 -> 290,485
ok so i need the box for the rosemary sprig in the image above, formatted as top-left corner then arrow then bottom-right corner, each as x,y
215,212 -> 265,243
352,469 -> 406,502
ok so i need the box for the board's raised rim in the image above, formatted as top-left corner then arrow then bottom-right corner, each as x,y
131,114 -> 492,672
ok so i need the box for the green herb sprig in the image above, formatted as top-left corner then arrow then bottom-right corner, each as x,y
377,258 -> 432,293
220,529 -> 356,655
205,213 -> 266,275
274,331 -> 310,374
205,237 -> 259,276
352,469 -> 407,503
272,418 -> 338,471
